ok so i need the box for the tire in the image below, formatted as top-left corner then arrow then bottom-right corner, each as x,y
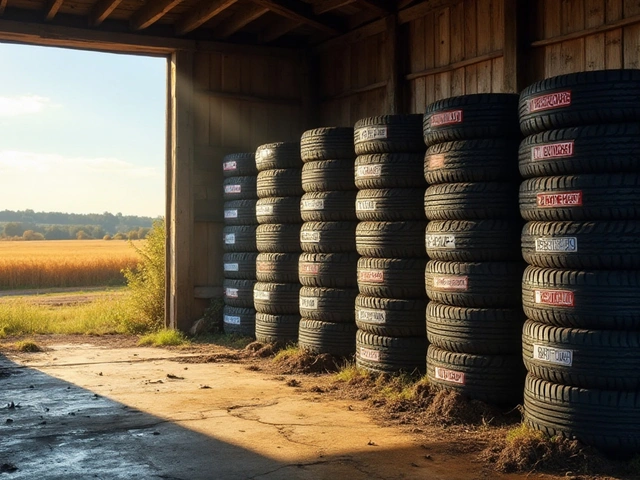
224,200 -> 258,226
357,257 -> 426,299
223,306 -> 256,337
301,160 -> 355,193
521,221 -> 640,269
355,153 -> 426,189
355,294 -> 427,337
256,197 -> 301,224
300,221 -> 357,253
522,266 -> 640,330
299,286 -> 357,323
300,127 -> 355,161
522,319 -> 640,390
223,176 -> 257,200
427,345 -> 524,405
355,188 -> 425,221
255,142 -> 301,171
425,138 -> 520,184
425,182 -> 518,221
356,330 -> 427,374
255,313 -> 300,346
300,191 -> 357,222
523,375 -> 640,454
256,224 -> 301,253
518,124 -> 640,178
426,220 -> 522,262
253,282 -> 301,315
256,253 -> 299,283
426,260 -> 524,308
223,225 -> 257,253
356,221 -> 427,258
519,174 -> 640,221
223,252 -> 258,280
426,302 -> 523,355
423,93 -> 521,145
299,319 -> 357,356
298,252 -> 359,288
223,279 -> 256,308
223,152 -> 257,177
519,69 -> 640,136
256,168 -> 303,198
354,115 -> 425,154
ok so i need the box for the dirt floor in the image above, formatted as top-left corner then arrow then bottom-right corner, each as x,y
0,335 -> 634,480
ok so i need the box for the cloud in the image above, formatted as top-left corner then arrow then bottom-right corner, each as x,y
0,95 -> 52,117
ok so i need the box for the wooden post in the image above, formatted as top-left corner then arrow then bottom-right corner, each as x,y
167,49 -> 195,331
384,14 -> 401,114
503,0 -> 530,93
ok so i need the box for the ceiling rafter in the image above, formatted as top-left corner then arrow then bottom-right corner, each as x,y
175,0 -> 238,36
45,0 -> 64,21
89,0 -> 123,27
130,0 -> 184,31
259,17 -> 301,43
249,0 -> 343,35
356,0 -> 394,15
214,4 -> 269,39
313,0 -> 355,15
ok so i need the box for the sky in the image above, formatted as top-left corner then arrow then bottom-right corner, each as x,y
0,43 -> 166,217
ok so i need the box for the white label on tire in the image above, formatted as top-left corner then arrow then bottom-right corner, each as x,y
428,154 -> 445,169
223,161 -> 237,171
224,233 -> 236,244
254,290 -> 270,301
256,205 -> 273,216
535,237 -> 578,252
357,308 -> 386,323
528,91 -> 572,113
533,344 -> 573,366
256,261 -> 274,272
224,263 -> 239,272
224,209 -> 238,219
356,200 -> 376,212
359,270 -> 384,283
432,275 -> 468,291
426,234 -> 456,249
225,184 -> 241,194
225,288 -> 238,298
301,231 -> 320,243
224,315 -> 241,325
299,296 -> 318,310
299,263 -> 319,275
434,367 -> 465,385
301,199 -> 324,211
536,191 -> 582,207
359,347 -> 380,362
259,148 -> 272,159
532,141 -> 574,161
356,165 -> 381,178
534,289 -> 574,307
354,126 -> 388,144
430,110 -> 463,127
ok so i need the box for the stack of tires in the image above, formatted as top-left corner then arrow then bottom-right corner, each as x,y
423,94 -> 524,405
297,128 -> 359,356
253,142 -> 304,346
222,153 -> 259,337
353,115 -> 428,374
518,70 -> 640,453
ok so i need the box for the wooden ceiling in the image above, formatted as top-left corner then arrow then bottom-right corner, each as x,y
0,0 -> 424,47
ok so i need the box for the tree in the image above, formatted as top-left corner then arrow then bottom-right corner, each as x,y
103,234 -> 112,240
128,230 -> 139,240
23,230 -> 45,241
3,222 -> 25,237
76,230 -> 91,240
44,226 -> 70,240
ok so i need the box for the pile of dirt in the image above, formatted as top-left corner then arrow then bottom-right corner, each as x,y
274,351 -> 343,374
174,352 -> 243,364
423,389 -> 514,427
244,342 -> 275,358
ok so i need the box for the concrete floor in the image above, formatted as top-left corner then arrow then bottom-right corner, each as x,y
0,342 -> 531,480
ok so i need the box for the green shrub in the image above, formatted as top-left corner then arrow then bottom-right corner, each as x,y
138,329 -> 188,347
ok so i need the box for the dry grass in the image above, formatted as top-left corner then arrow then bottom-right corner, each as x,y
0,240 -> 141,290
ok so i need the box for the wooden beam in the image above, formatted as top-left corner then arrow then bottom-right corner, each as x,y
213,4 -> 269,39
175,0 -> 237,35
0,0 -> 7,15
315,16 -> 385,50
384,14 -> 400,113
45,0 -> 64,21
398,0 -> 461,24
314,0 -> 354,15
503,0 -> 524,93
259,17 -> 302,43
249,0 -> 343,35
89,0 -> 123,27
356,0 -> 394,16
130,0 -> 184,31
405,50 -> 503,80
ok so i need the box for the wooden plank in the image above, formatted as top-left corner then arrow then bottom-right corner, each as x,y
464,0 -> 477,93
384,15 -> 400,113
605,0 -> 622,69
194,286 -> 223,299
314,0 -> 356,15
175,0 -> 238,35
214,4 -> 269,38
89,0 -> 123,27
193,53 -> 210,145
624,0 -> 640,68
323,80 -> 388,101
410,16 -> 426,112
168,50 -> 195,331
544,0 -> 562,77
476,0 -> 491,55
356,0 -> 395,16
0,0 -> 6,15
250,0 -> 343,35
450,1 -> 464,95
406,49 -> 503,79
164,56 -> 172,329
315,17 -> 385,50
130,0 -> 184,31
398,0 -> 462,24
260,18 -> 302,43
476,58 -> 492,93
45,0 -> 65,21
585,0 -> 605,70
503,0 -> 519,92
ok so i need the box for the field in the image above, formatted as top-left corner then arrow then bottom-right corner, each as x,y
0,240 -> 142,290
